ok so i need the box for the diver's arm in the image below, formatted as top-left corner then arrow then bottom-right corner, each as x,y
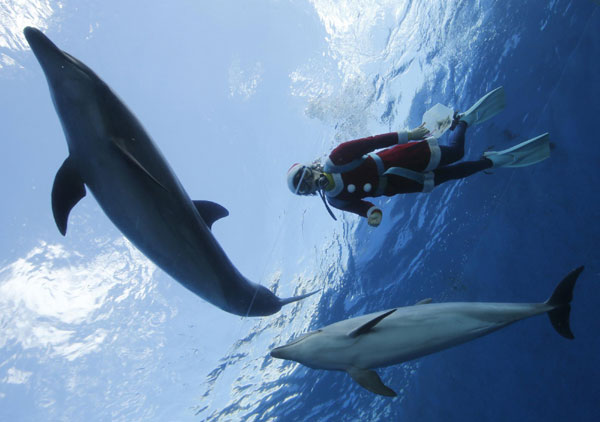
408,124 -> 429,140
328,126 -> 427,166
327,197 -> 379,220
329,133 -> 404,165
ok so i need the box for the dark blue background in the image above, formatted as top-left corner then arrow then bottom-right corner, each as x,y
235,1 -> 600,421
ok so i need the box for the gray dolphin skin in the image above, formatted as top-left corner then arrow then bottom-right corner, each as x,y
271,267 -> 583,397
24,27 -> 316,316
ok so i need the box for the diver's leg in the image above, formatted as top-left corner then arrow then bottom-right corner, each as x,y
433,158 -> 493,186
438,121 -> 468,166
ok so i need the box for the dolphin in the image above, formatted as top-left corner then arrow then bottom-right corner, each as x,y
271,267 -> 583,396
24,26 -> 315,316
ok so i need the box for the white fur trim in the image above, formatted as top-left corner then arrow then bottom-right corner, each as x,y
325,172 -> 345,197
422,171 -> 435,193
397,131 -> 409,144
424,136 -> 441,171
324,157 -> 335,172
367,152 -> 385,175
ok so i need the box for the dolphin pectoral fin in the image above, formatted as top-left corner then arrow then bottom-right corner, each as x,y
347,367 -> 397,397
52,157 -> 86,236
415,298 -> 433,305
347,309 -> 396,338
193,200 -> 229,229
111,137 -> 168,191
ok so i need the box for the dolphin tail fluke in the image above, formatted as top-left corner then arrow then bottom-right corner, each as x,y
544,266 -> 584,339
279,290 -> 319,307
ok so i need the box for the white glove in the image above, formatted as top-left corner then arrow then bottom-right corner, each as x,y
367,208 -> 383,227
407,123 -> 430,140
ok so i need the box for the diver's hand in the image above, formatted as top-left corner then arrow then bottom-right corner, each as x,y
408,123 -> 429,140
367,207 -> 382,227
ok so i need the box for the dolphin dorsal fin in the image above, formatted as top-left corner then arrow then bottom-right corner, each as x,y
111,137 -> 167,191
193,200 -> 229,229
52,156 -> 86,235
415,298 -> 432,305
346,367 -> 397,397
347,309 -> 396,338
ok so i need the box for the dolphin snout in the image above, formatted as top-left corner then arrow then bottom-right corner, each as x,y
23,26 -> 41,41
24,26 -> 65,70
270,347 -> 285,359
24,27 -> 51,51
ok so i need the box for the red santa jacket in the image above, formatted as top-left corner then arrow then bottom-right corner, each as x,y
324,131 -> 441,217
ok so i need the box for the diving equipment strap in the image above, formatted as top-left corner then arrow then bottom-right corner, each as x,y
294,166 -> 309,194
384,167 -> 425,183
380,167 -> 435,193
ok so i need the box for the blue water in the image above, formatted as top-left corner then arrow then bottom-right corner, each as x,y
1,1 -> 599,421
202,2 -> 600,421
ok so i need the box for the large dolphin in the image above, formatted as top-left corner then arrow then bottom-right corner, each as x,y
24,26 -> 315,316
271,267 -> 583,396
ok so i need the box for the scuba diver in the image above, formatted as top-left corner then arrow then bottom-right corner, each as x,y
287,87 -> 551,227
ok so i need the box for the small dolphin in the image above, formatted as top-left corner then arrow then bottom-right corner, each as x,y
271,267 -> 583,396
24,27 -> 315,316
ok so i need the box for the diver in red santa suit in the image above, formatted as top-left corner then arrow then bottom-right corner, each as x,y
287,88 -> 551,227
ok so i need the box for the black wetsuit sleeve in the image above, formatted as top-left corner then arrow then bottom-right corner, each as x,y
327,197 -> 375,218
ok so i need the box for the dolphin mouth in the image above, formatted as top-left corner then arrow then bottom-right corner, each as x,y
24,27 -> 62,63
270,347 -> 285,359
24,26 -> 81,83
270,330 -> 321,360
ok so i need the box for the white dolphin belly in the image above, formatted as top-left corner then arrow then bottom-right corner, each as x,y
350,302 -> 550,369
